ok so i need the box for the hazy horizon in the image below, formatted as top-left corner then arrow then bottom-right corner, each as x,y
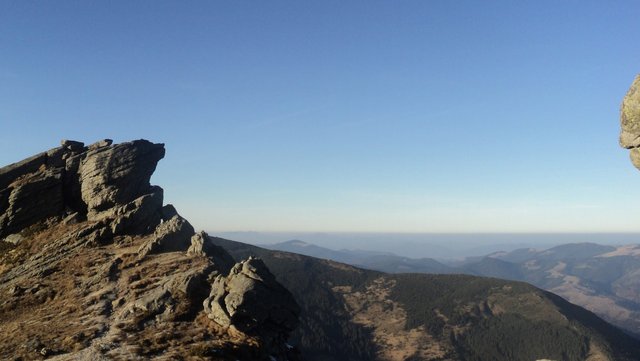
213,231 -> 640,259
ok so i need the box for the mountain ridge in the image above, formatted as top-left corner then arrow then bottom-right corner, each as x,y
0,139 -> 301,360
213,236 -> 640,361
262,238 -> 640,339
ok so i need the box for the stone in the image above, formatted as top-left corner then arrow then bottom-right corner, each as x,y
85,226 -> 113,246
63,153 -> 86,213
137,214 -> 195,257
3,234 -> 23,246
108,188 -> 163,236
45,146 -> 66,168
130,287 -> 172,317
204,275 -> 231,326
187,231 -> 235,274
0,188 -> 9,214
61,140 -> 85,152
160,204 -> 179,220
0,139 -> 164,237
620,75 -> 640,149
203,257 -> 300,344
0,168 -> 64,238
62,212 -> 81,225
87,139 -> 113,151
620,75 -> 640,171
0,152 -> 47,191
79,140 -> 165,218
164,270 -> 207,296
632,148 -> 640,170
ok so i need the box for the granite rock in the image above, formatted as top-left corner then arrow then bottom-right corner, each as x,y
188,231 -> 235,274
204,257 -> 300,348
79,140 -> 165,218
0,139 -> 301,360
620,75 -> 640,170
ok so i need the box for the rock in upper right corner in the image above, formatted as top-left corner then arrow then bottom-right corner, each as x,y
620,75 -> 640,149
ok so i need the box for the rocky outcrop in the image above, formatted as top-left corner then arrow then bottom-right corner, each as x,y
204,257 -> 300,351
0,139 -> 164,240
188,231 -> 236,273
0,139 -> 301,360
0,168 -> 64,238
79,139 -> 165,218
137,214 -> 195,257
620,75 -> 640,169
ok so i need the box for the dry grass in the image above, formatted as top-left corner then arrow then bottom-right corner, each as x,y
0,219 -> 257,360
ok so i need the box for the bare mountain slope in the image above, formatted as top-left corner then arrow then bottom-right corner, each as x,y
0,139 -> 300,361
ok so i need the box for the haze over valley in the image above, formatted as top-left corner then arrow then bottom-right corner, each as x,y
219,231 -> 640,259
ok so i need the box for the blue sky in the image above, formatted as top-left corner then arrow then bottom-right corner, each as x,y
1,1 -> 640,233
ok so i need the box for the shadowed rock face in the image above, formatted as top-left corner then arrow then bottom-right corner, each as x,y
0,139 -> 164,239
79,140 -> 165,218
204,257 -> 300,350
620,75 -> 640,169
0,139 -> 300,360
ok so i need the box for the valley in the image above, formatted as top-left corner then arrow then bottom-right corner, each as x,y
264,239 -> 640,339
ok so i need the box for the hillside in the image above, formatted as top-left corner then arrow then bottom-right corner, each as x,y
212,237 -> 640,361
0,140 -> 300,360
264,240 -> 453,274
270,238 -> 640,339
476,243 -> 640,337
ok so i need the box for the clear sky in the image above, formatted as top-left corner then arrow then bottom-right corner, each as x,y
1,1 -> 640,233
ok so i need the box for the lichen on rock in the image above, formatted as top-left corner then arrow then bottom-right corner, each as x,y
620,75 -> 640,169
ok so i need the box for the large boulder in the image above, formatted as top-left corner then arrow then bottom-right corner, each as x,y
137,214 -> 195,258
187,231 -> 236,275
203,257 -> 300,348
620,75 -> 640,169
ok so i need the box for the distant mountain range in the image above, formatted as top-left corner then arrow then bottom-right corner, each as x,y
264,239 -> 453,274
216,237 -> 640,361
263,239 -> 640,337
221,231 -> 640,258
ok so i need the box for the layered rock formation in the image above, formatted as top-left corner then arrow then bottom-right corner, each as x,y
0,139 -> 164,239
620,74 -> 640,169
0,139 -> 299,360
